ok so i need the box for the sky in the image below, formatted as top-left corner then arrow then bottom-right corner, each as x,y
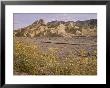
13,13 -> 97,30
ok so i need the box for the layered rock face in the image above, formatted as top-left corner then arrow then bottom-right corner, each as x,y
14,19 -> 97,38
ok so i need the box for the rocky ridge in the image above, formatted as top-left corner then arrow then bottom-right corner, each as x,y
14,19 -> 97,38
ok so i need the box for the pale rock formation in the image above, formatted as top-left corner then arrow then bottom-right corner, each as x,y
76,30 -> 82,35
14,19 -> 97,37
57,24 -> 66,35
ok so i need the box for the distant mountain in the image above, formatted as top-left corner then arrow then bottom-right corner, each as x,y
14,19 -> 97,38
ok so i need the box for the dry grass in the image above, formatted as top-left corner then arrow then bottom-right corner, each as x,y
14,38 -> 97,75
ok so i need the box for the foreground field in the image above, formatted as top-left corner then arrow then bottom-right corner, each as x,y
14,37 -> 97,75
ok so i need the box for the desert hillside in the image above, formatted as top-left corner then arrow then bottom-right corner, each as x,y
13,19 -> 97,75
14,19 -> 97,38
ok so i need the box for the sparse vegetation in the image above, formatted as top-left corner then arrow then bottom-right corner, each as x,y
14,19 -> 97,38
14,37 -> 97,75
13,18 -> 97,75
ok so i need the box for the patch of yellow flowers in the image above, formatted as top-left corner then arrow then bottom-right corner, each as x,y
14,40 -> 97,75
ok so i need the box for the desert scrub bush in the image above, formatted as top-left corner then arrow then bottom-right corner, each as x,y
14,40 -> 61,75
79,49 -> 89,57
14,41 -> 41,75
48,47 -> 60,55
14,38 -> 97,75
62,57 -> 97,75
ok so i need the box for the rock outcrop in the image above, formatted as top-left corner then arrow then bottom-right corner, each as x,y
14,19 -> 97,38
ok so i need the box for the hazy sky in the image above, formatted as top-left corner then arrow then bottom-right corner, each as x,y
14,13 -> 97,30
